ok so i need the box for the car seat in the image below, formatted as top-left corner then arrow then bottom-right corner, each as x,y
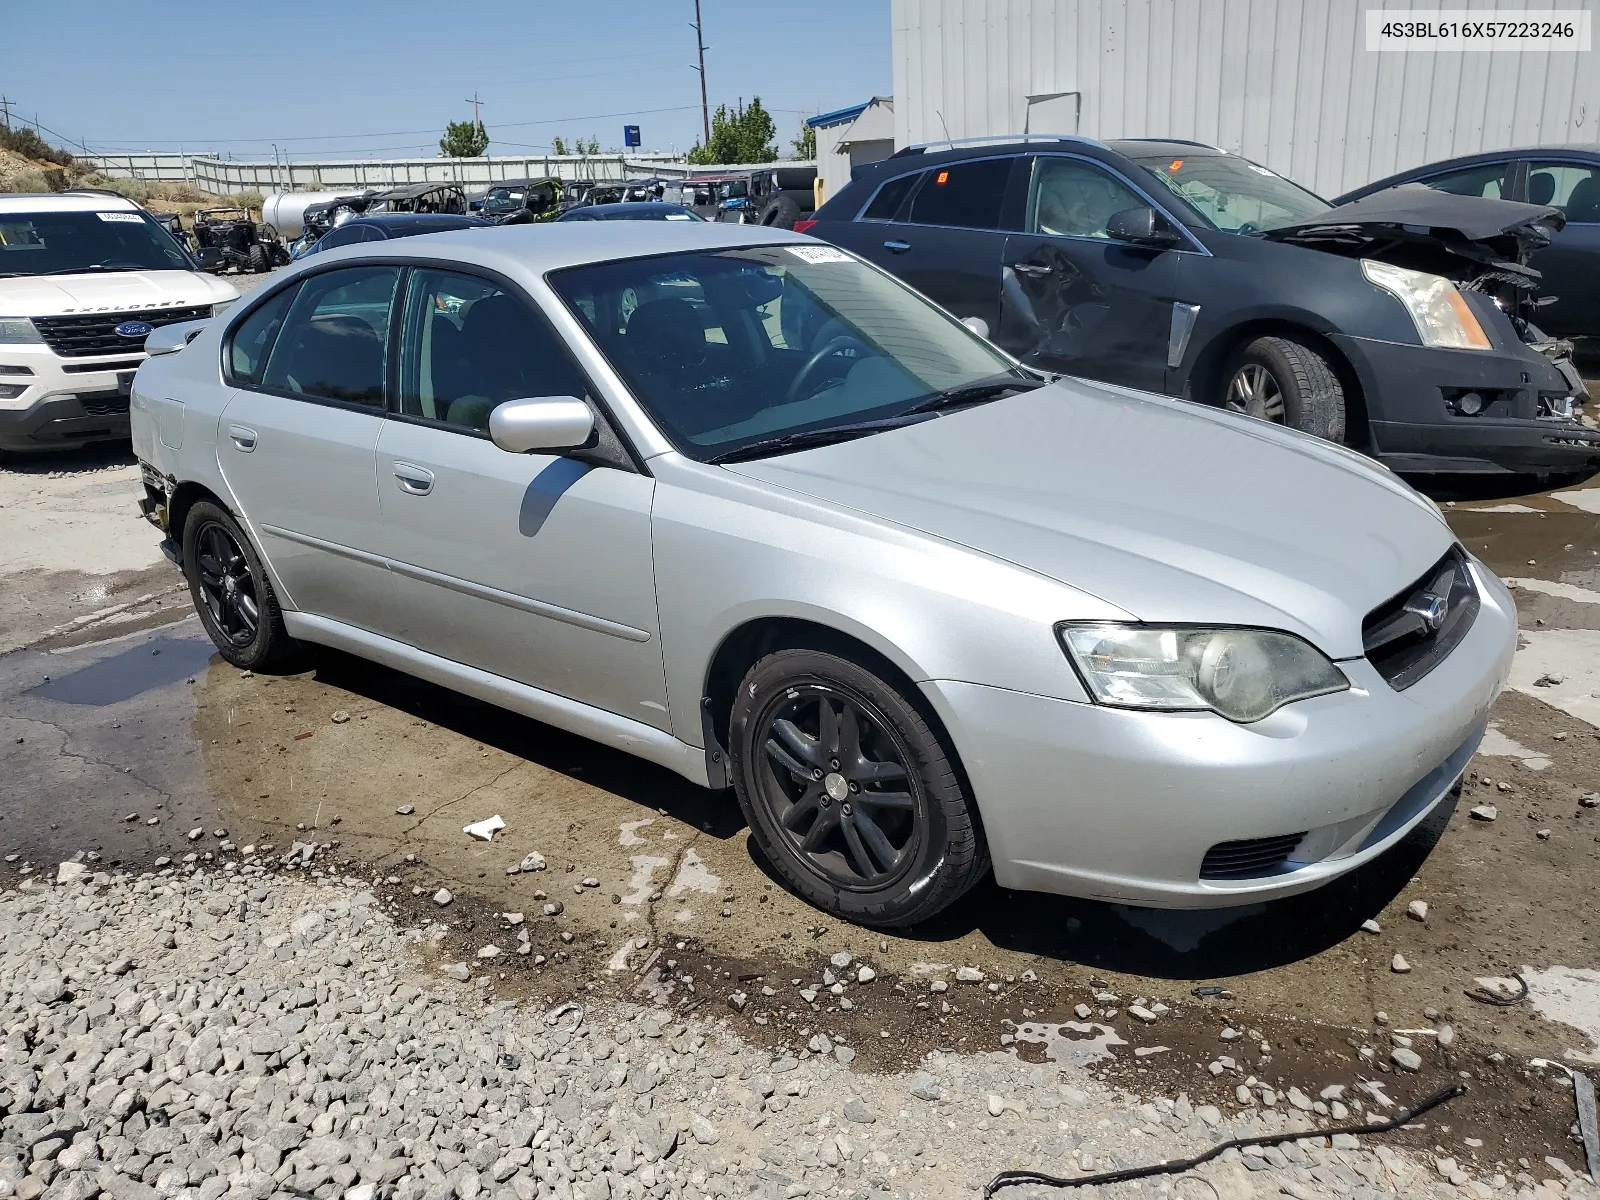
274,314 -> 384,405
1564,176 -> 1600,223
1527,171 -> 1557,206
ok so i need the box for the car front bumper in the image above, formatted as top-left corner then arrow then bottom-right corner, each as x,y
0,346 -> 142,452
1332,332 -> 1600,477
922,559 -> 1516,908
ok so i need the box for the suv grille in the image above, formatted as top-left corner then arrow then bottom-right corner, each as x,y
32,305 -> 213,358
1200,833 -> 1305,879
1363,547 -> 1479,691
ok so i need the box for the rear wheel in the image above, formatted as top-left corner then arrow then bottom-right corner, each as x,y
1220,335 -> 1346,443
247,243 -> 270,273
728,648 -> 988,928
759,194 -> 803,229
182,501 -> 297,671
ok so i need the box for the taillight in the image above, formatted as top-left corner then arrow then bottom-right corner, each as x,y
793,218 -> 818,234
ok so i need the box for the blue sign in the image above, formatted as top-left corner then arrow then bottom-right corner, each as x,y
115,321 -> 155,339
623,124 -> 641,148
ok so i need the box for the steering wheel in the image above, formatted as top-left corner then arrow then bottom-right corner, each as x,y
786,335 -> 869,404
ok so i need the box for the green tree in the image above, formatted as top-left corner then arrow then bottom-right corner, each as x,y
793,122 -> 816,159
584,136 -> 601,154
552,135 -> 569,155
687,97 -> 777,165
439,119 -> 489,158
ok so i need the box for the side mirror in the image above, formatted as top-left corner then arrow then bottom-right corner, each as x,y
960,315 -> 991,340
194,246 -> 224,271
489,396 -> 596,454
1105,206 -> 1181,247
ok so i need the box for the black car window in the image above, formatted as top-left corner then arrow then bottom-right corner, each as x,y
359,225 -> 389,242
1417,161 -> 1513,200
861,172 -> 919,221
261,266 -> 398,408
398,268 -> 587,434
1027,157 -> 1149,239
316,225 -> 366,251
227,285 -> 298,386
905,158 -> 1012,230
1524,161 -> 1600,221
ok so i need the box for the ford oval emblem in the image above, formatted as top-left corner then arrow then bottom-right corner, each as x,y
115,321 -> 155,339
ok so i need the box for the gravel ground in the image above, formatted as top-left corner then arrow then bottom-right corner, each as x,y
3,866 -> 1597,1200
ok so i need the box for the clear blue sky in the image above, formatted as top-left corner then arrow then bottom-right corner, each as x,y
1,0 -> 891,160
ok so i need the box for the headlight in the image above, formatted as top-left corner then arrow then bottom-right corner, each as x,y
1058,624 -> 1349,723
0,318 -> 43,345
210,300 -> 235,316
1361,260 -> 1490,351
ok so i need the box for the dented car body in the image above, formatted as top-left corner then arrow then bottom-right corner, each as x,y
811,137 -> 1597,480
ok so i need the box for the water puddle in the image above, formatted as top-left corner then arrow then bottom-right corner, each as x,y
29,635 -> 215,706
1550,490 -> 1600,516
1478,723 -> 1552,770
1506,629 -> 1600,728
1508,577 -> 1600,605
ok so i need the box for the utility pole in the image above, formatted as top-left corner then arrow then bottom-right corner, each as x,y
466,93 -> 482,128
0,97 -> 11,131
690,0 -> 710,145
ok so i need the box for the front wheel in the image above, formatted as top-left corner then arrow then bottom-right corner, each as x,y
1220,335 -> 1346,443
247,243 -> 270,273
759,194 -> 803,229
728,648 -> 988,928
182,501 -> 297,671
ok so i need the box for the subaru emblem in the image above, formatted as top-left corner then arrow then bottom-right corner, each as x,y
1404,592 -> 1450,632
115,321 -> 155,339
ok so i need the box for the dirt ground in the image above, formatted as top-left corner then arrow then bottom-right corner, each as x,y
3,379 -> 1600,1179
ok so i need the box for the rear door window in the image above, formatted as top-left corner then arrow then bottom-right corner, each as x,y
905,158 -> 1012,230
861,172 -> 919,221
228,285 -> 298,386
261,266 -> 399,407
1523,161 -> 1600,221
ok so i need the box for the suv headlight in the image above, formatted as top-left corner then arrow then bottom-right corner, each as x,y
1361,260 -> 1491,350
210,300 -> 235,316
1058,624 -> 1349,723
0,318 -> 43,345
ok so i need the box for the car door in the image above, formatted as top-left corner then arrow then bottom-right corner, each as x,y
372,266 -> 669,728
826,157 -> 1017,336
996,154 -> 1179,391
1517,159 -> 1600,340
217,265 -> 395,631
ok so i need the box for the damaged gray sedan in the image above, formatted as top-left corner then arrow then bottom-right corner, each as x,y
132,223 -> 1515,927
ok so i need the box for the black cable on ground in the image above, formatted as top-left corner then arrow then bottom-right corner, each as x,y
1464,972 -> 1528,1006
982,1082 -> 1467,1196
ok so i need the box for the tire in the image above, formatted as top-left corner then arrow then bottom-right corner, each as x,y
182,500 -> 297,671
1219,335 -> 1346,443
758,194 -> 803,229
728,648 -> 988,928
247,243 -> 270,274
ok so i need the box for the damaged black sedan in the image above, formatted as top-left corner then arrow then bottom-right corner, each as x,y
810,138 -> 1597,481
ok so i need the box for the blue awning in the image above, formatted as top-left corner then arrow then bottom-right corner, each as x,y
806,101 -> 872,130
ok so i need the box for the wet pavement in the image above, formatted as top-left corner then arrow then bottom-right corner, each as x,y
3,429 -> 1600,1173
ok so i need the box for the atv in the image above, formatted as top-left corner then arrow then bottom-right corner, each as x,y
192,206 -> 289,274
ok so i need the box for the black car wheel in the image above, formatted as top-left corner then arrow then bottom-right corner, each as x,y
1221,335 -> 1346,443
729,648 -> 988,927
759,194 -> 803,229
182,501 -> 296,671
247,243 -> 270,274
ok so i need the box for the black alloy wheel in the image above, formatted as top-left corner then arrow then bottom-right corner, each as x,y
757,684 -> 920,889
194,521 -> 260,647
182,499 -> 297,671
728,648 -> 988,927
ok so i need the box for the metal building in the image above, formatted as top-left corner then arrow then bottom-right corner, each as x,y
891,0 -> 1599,198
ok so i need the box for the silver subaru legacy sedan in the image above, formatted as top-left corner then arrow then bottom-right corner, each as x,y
130,222 -> 1515,928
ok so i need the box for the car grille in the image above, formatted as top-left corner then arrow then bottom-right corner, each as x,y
1200,833 -> 1306,880
78,393 -> 130,417
62,358 -> 143,374
1362,547 -> 1479,691
31,305 -> 212,358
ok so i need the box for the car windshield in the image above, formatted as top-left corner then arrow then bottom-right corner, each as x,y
0,208 -> 195,276
1126,151 -> 1331,234
550,245 -> 1025,462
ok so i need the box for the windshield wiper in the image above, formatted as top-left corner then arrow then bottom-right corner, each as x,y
897,372 -> 1047,417
37,264 -> 150,276
706,417 -> 921,465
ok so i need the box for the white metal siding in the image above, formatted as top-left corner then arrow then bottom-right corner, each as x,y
893,0 -> 1600,198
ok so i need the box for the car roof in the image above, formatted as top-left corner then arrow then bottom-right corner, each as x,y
348,214 -> 492,229
295,220 -> 812,276
563,202 -> 696,218
0,191 -> 142,214
1336,144 -> 1600,201
1108,138 -> 1229,158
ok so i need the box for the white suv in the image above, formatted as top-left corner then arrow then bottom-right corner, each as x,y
0,191 -> 239,455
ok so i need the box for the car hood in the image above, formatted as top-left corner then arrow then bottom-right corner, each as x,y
0,270 -> 239,318
722,381 -> 1456,660
1264,188 -> 1562,275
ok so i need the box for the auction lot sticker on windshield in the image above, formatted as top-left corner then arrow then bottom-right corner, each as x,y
789,245 -> 851,264
1367,9 -> 1591,50
96,212 -> 144,223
